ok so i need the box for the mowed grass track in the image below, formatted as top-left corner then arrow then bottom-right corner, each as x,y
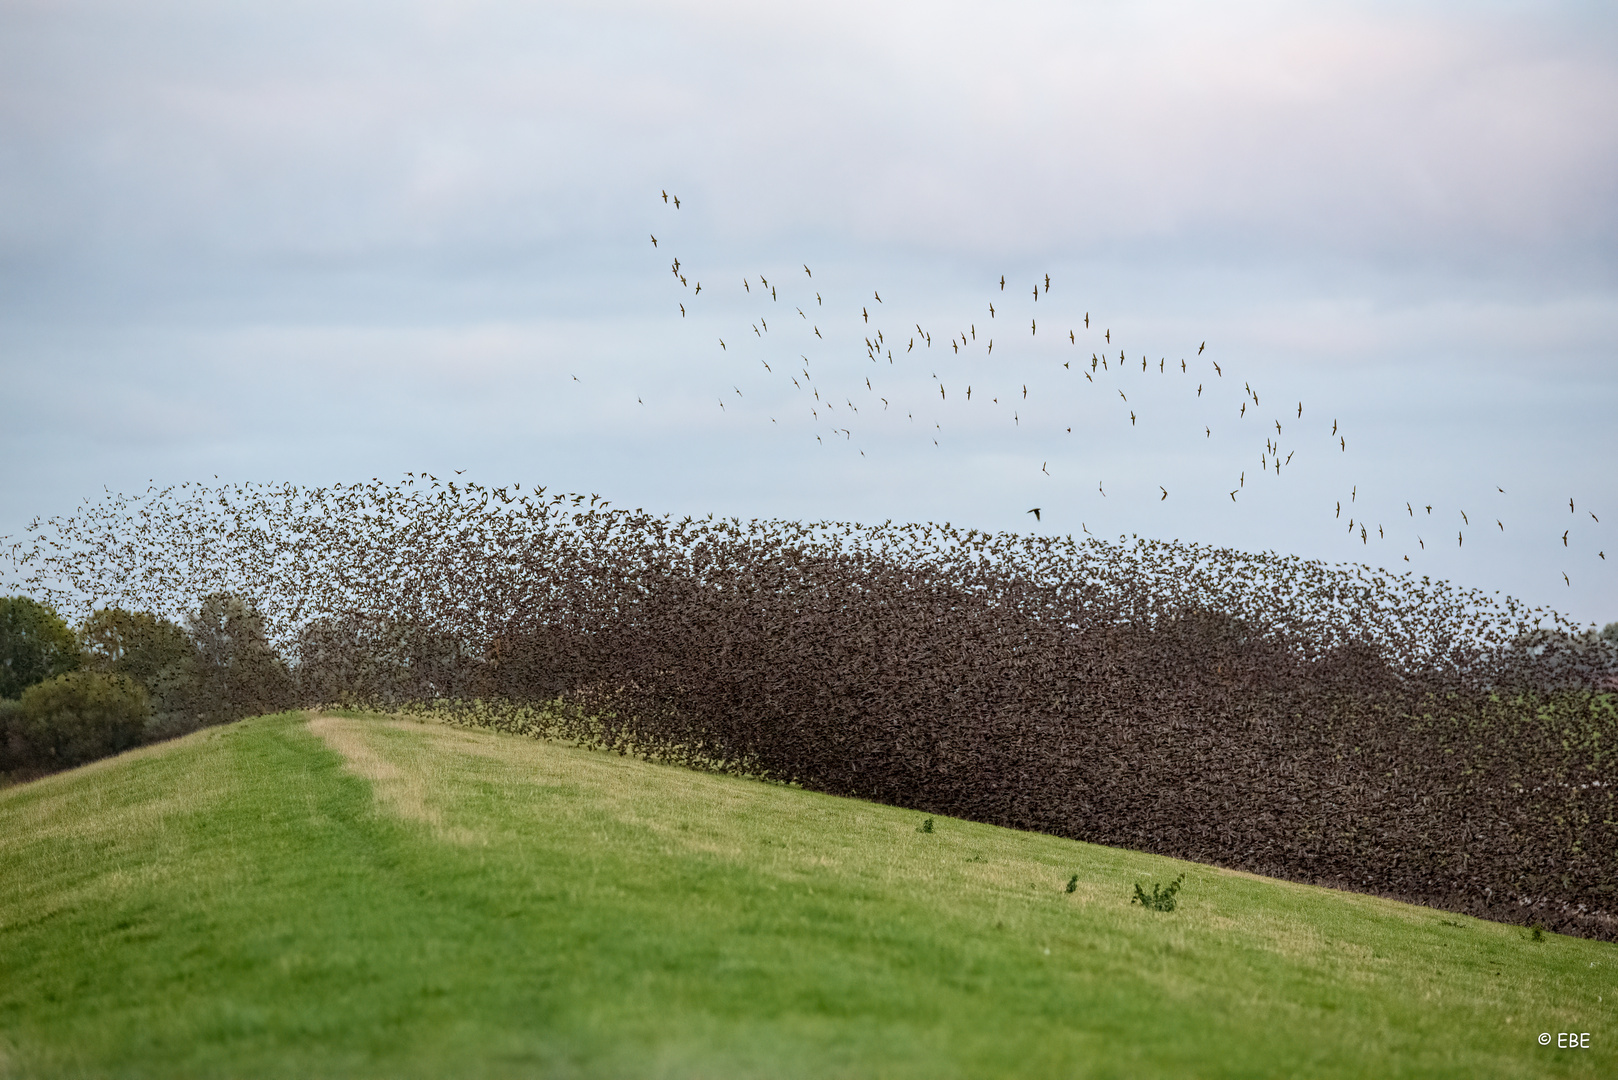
0,713 -> 1613,1078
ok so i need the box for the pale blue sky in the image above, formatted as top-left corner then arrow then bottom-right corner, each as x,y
3,1 -> 1615,625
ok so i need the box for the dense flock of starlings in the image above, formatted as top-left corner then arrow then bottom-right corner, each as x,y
650,190 -> 1606,591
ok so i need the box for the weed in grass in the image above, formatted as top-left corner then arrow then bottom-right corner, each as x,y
1065,874 -> 1079,893
1132,873 -> 1186,912
919,817 -> 933,833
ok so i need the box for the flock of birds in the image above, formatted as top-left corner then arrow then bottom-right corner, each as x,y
648,190 -> 1607,591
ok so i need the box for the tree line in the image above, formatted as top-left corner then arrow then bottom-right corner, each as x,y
0,594 -> 292,781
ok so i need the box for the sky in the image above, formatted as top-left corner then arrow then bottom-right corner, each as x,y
2,0 -> 1616,627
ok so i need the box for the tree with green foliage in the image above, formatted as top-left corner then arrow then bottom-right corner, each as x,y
0,596 -> 82,700
2,671 -> 149,772
80,607 -> 201,740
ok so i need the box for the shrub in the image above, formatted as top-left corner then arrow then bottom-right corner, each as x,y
12,671 -> 150,771
1132,874 -> 1185,913
0,596 -> 81,699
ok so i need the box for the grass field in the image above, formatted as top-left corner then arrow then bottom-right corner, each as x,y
0,711 -> 1613,1078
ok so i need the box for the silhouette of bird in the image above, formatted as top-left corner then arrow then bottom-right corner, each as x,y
1027,508 -> 1041,521
650,235 -> 657,247
1160,487 -> 1168,500
673,195 -> 680,208
1199,342 -> 1205,354
804,265 -> 812,277
1000,275 -> 1005,290
1563,531 -> 1569,546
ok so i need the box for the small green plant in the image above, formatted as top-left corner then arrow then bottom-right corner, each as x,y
1065,874 -> 1078,894
1530,925 -> 1545,942
1131,874 -> 1185,912
918,817 -> 934,833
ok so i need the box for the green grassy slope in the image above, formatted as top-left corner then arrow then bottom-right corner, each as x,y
0,712 -> 1613,1079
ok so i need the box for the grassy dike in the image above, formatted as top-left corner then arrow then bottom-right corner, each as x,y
0,711 -> 1612,1078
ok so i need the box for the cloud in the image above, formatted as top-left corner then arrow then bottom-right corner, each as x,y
4,1 -> 1615,272
0,0 -> 1614,622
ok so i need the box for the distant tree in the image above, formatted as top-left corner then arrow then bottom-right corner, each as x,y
0,596 -> 82,700
0,697 -> 23,773
186,593 -> 294,724
80,608 -> 201,740
1602,621 -> 1618,645
5,671 -> 149,772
